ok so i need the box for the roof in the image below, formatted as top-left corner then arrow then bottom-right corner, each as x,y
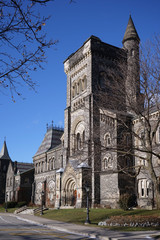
122,15 -> 140,44
15,162 -> 34,174
34,126 -> 64,157
64,35 -> 124,64
0,141 -> 11,160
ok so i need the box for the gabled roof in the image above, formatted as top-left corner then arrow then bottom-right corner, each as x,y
122,15 -> 140,44
34,126 -> 63,157
0,141 -> 11,160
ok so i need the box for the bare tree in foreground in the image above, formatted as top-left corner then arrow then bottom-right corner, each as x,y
0,0 -> 54,100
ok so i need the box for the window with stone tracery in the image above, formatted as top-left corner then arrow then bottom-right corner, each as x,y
138,179 -> 151,198
103,154 -> 112,169
72,76 -> 87,99
137,158 -> 147,167
73,121 -> 85,152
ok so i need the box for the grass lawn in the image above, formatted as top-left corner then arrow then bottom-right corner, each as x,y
0,207 -> 18,213
39,208 -> 160,231
0,206 -> 160,231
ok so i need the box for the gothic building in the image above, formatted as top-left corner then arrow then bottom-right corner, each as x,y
33,16 -> 160,209
0,140 -> 34,204
33,16 -> 139,208
6,161 -> 34,203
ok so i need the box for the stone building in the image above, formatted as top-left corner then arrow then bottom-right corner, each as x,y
33,15 -> 142,209
0,140 -> 34,204
6,161 -> 34,203
33,125 -> 64,206
133,106 -> 160,209
0,141 -> 11,203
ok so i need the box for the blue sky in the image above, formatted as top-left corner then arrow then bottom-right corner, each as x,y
0,0 -> 160,163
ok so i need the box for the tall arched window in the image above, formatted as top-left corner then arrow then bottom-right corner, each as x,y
82,131 -> 85,147
77,133 -> 81,150
104,133 -> 111,147
72,85 -> 75,98
73,121 -> 85,153
99,71 -> 107,89
79,79 -> 82,93
140,130 -> 145,147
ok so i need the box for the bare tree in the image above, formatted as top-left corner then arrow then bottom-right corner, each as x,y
0,0 -> 55,100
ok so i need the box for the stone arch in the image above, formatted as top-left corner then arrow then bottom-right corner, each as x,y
48,180 -> 55,203
63,176 -> 77,206
71,116 -> 84,153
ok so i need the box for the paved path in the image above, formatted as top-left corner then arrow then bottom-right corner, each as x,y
0,213 -> 94,240
1,213 -> 160,240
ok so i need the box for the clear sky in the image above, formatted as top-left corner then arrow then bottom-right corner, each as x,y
0,0 -> 160,163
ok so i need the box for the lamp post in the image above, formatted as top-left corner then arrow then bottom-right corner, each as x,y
85,185 -> 90,224
40,190 -> 44,215
5,194 -> 8,213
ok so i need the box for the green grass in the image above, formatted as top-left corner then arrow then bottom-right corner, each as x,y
0,207 -> 18,213
39,208 -> 160,231
1,207 -> 160,231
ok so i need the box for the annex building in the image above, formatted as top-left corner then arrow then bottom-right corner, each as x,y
33,16 -> 160,209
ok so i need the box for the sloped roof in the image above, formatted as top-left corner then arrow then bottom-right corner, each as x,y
122,15 -> 140,44
0,141 -> 11,160
34,126 -> 63,157
15,162 -> 34,174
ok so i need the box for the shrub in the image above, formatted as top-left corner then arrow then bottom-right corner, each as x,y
119,194 -> 137,210
16,201 -> 27,208
3,201 -> 17,208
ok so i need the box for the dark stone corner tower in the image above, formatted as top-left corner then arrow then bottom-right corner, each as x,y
0,141 -> 11,203
61,15 -> 140,208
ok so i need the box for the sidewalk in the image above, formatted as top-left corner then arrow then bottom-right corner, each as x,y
10,213 -> 159,240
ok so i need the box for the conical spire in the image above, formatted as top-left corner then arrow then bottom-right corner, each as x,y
122,15 -> 140,44
0,140 -> 11,160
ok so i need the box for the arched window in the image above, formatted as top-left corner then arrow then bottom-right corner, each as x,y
82,131 -> 85,147
104,155 -> 112,169
77,82 -> 79,95
41,162 -> 44,172
138,179 -> 151,198
79,79 -> 82,93
131,49 -> 135,57
104,133 -> 111,147
99,71 -> 107,89
77,133 -> 81,150
72,85 -> 75,98
140,130 -> 145,147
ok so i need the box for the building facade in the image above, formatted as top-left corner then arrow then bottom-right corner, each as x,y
133,107 -> 160,209
6,161 -> 34,203
33,15 -> 144,209
0,140 -> 34,204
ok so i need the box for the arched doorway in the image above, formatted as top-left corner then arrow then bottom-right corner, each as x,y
63,178 -> 77,206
